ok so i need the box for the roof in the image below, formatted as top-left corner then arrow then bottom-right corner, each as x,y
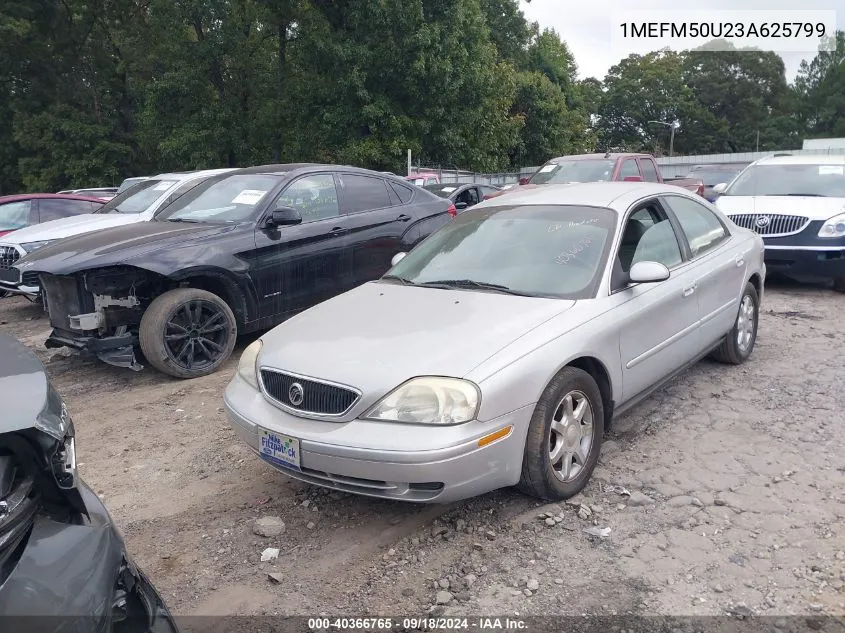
548,153 -> 651,163
149,167 -> 238,180
479,181 -> 698,211
0,193 -> 107,204
753,154 -> 845,166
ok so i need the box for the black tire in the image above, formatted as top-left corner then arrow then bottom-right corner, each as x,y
139,288 -> 237,379
517,367 -> 604,501
709,281 -> 759,365
0,290 -> 9,299
834,277 -> 845,293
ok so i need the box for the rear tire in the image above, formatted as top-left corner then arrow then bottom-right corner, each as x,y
709,281 -> 759,365
517,367 -> 604,501
139,288 -> 237,379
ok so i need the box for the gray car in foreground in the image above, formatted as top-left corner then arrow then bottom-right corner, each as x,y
0,334 -> 178,631
225,182 -> 766,503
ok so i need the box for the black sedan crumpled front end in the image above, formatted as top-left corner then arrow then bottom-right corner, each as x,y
0,333 -> 179,633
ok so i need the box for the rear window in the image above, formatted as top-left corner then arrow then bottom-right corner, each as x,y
96,179 -> 176,214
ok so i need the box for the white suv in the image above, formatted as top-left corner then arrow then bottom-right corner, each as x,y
715,154 -> 845,291
0,168 -> 234,298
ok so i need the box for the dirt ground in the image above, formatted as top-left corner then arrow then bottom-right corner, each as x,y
1,280 -> 843,622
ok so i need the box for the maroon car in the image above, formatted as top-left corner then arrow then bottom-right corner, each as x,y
489,153 -> 705,199
0,193 -> 106,238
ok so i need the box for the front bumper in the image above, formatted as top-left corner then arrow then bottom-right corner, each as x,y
0,482 -> 179,632
764,246 -> 845,280
757,221 -> 845,281
224,373 -> 533,503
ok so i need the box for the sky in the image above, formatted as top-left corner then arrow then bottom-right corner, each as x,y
519,0 -> 845,83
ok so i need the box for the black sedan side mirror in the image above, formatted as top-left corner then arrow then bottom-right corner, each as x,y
268,206 -> 302,227
455,201 -> 468,210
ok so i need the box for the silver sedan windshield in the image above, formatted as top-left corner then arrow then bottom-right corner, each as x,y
386,204 -> 617,299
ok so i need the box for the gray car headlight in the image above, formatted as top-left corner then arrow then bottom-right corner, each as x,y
364,377 -> 480,425
20,240 -> 54,253
237,339 -> 262,389
818,212 -> 845,238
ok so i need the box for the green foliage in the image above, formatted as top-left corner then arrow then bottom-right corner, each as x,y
0,0 -> 842,194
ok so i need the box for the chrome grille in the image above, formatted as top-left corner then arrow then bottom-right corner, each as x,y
0,246 -> 19,270
728,214 -> 808,237
260,369 -> 359,416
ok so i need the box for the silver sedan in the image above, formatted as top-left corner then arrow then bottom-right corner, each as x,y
224,182 -> 766,503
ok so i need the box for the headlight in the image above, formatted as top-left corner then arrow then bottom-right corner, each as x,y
20,240 -> 54,253
818,213 -> 845,238
363,377 -> 480,425
238,339 -> 262,389
51,421 -> 77,490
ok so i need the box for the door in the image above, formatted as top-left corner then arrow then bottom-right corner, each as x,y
337,173 -> 411,286
252,173 -> 349,319
662,194 -> 742,350
614,199 -> 702,402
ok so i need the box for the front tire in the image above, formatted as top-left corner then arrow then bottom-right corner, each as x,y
517,367 -> 604,501
709,281 -> 759,365
139,288 -> 237,379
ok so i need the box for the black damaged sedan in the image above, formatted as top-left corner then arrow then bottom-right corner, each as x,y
0,334 -> 178,632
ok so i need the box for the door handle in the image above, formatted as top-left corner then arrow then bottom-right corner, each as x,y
329,227 -> 349,236
735,255 -> 745,267
682,284 -> 696,297
396,214 -> 411,222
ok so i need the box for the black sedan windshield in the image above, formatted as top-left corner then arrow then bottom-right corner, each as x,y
726,164 -> 845,197
157,174 -> 284,223
529,160 -> 616,185
385,205 -> 617,299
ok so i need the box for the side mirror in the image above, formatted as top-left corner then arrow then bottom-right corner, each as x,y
629,261 -> 670,284
518,177 -> 530,185
391,252 -> 407,267
455,201 -> 468,210
712,182 -> 728,194
623,176 -> 643,182
269,206 -> 302,226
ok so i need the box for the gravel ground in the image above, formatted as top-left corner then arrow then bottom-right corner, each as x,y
1,280 -> 843,621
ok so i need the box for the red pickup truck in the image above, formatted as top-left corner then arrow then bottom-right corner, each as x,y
489,153 -> 705,199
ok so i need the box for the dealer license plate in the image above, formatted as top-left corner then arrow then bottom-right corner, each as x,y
258,429 -> 301,471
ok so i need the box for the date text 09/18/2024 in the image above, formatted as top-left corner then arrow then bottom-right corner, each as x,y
307,617 -> 527,631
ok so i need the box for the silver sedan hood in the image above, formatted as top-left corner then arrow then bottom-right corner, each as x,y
258,281 -> 574,399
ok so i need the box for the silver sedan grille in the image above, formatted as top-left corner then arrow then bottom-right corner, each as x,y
260,369 -> 360,417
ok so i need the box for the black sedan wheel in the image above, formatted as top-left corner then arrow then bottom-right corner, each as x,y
139,288 -> 237,379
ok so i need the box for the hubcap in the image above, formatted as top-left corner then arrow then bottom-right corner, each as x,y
736,294 -> 756,353
164,300 -> 230,371
548,390 -> 594,483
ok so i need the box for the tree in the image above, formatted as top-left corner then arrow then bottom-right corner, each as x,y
682,41 -> 799,152
796,31 -> 845,137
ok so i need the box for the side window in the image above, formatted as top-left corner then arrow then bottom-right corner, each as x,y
39,199 -> 95,222
663,195 -> 728,258
275,174 -> 339,222
340,174 -> 392,214
389,181 -> 413,204
619,159 -> 640,180
640,160 -> 660,183
468,188 -> 480,205
0,200 -> 33,229
455,188 -> 474,207
617,203 -> 682,281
